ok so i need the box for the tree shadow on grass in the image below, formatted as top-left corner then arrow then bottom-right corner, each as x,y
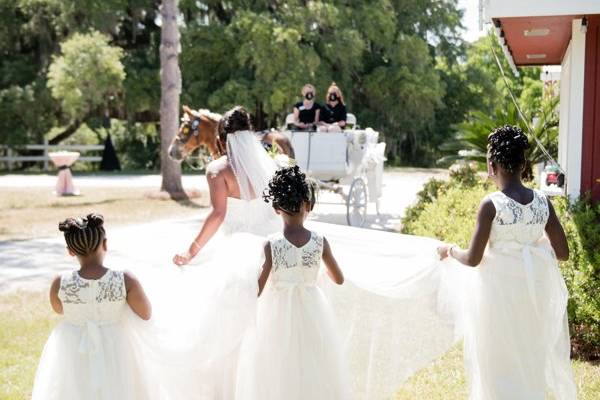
48,198 -> 123,208
143,189 -> 209,209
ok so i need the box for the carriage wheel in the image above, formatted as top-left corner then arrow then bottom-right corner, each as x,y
346,178 -> 368,227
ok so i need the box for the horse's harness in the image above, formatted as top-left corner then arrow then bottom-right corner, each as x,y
179,116 -> 213,170
179,117 -> 202,144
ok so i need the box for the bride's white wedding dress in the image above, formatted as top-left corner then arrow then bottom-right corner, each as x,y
125,132 -> 284,399
125,131 -> 574,400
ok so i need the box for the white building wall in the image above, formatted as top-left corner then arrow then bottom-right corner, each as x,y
558,19 -> 586,200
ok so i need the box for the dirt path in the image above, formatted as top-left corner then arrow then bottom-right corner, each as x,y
0,169 -> 446,293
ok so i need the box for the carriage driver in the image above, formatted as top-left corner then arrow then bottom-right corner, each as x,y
292,84 -> 321,131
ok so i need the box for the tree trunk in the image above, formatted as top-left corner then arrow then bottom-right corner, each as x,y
48,118 -> 86,145
159,0 -> 184,194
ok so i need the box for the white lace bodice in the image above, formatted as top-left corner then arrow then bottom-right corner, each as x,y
59,269 -> 127,326
268,231 -> 323,288
222,197 -> 281,236
488,189 -> 549,246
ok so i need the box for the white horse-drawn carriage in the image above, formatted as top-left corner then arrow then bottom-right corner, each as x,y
281,114 -> 386,227
171,106 -> 386,228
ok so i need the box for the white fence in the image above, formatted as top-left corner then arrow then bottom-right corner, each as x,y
0,139 -> 104,171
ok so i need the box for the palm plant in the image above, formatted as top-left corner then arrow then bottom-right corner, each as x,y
438,96 -> 559,180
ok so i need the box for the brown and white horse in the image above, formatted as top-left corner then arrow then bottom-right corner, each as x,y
168,105 -> 294,163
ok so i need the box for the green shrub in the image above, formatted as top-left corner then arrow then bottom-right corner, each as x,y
402,161 -> 490,237
402,183 -> 492,247
401,178 -> 448,230
402,175 -> 600,359
554,197 -> 600,359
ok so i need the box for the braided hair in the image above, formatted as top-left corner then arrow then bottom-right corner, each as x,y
58,213 -> 106,256
487,125 -> 530,175
218,106 -> 253,144
263,166 -> 317,214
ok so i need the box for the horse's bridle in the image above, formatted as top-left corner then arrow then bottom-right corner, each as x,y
178,117 -> 202,144
178,116 -> 216,170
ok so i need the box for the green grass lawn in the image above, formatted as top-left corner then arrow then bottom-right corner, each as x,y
0,292 -> 59,400
1,292 -> 598,400
395,345 -> 600,400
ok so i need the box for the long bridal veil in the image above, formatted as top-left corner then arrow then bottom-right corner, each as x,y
226,131 -> 276,201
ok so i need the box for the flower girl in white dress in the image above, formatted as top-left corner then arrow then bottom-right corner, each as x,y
235,166 -> 350,400
438,126 -> 577,399
32,213 -> 152,400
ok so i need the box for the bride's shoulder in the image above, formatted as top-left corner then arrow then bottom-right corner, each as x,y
206,156 -> 230,178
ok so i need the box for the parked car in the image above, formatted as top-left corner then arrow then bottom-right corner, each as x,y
544,165 -> 564,187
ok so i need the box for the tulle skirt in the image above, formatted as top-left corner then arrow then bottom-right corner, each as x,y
461,240 -> 576,400
311,224 -> 576,400
32,321 -> 148,400
236,284 -> 351,400
127,221 -> 464,400
125,229 -> 267,400
315,222 -> 463,400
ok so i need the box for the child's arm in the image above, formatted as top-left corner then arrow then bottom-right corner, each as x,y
49,276 -> 63,314
544,198 -> 569,261
257,242 -> 273,297
322,237 -> 344,284
124,271 -> 152,320
437,198 -> 495,267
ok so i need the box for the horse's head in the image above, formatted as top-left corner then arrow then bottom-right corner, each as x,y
168,105 -> 223,162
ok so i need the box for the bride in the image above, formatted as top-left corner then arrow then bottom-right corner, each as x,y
125,106 -> 282,400
172,106 -> 279,267
171,106 -> 286,397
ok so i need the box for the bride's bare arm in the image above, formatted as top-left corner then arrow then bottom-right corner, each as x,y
173,165 -> 228,266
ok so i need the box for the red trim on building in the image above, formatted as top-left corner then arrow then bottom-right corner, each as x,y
581,15 -> 600,202
497,16 -> 574,65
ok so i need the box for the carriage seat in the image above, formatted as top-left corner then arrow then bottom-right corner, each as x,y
284,113 -> 357,130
